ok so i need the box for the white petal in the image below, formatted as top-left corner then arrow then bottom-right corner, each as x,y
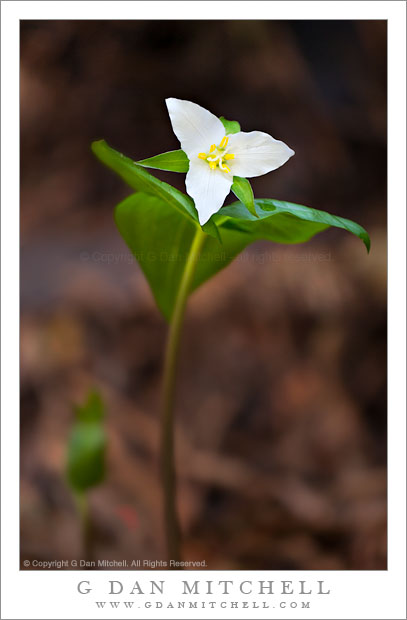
186,160 -> 233,225
166,98 -> 225,159
227,131 -> 294,178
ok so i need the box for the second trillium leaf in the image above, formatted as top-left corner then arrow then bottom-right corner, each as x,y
66,390 -> 107,493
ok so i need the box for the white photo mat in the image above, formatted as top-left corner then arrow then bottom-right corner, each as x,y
2,2 -> 406,619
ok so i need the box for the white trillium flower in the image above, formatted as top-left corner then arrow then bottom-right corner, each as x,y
166,97 -> 295,225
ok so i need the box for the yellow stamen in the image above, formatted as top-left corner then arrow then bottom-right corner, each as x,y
199,139 -> 234,173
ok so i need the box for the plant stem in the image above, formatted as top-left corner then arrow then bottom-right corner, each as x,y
76,491 -> 92,564
160,226 -> 206,565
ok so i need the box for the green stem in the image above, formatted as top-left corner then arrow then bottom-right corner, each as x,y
160,226 -> 206,565
76,492 -> 92,564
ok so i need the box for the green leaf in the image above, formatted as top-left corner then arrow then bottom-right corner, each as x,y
231,176 -> 258,218
115,192 -> 369,321
91,140 -> 198,223
219,116 -> 241,135
137,149 -> 189,173
66,390 -> 106,493
115,192 -> 248,320
214,199 -> 370,252
92,140 -> 224,241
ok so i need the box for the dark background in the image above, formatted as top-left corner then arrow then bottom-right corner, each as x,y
20,20 -> 387,570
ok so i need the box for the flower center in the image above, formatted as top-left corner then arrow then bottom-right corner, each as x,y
198,136 -> 235,173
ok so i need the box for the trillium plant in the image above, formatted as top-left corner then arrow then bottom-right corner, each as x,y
92,98 -> 370,565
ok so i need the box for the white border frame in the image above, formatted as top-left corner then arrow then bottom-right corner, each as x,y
2,2 -> 406,619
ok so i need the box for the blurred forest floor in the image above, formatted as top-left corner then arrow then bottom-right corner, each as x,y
20,20 -> 386,570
